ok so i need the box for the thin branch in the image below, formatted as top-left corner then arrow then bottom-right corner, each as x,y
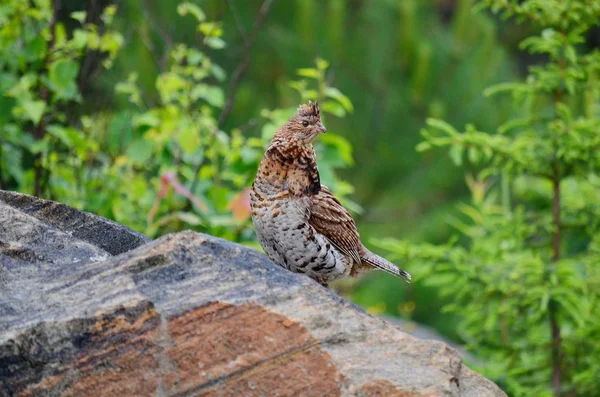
548,44 -> 567,397
225,0 -> 247,41
137,26 -> 163,71
142,0 -> 173,71
232,119 -> 257,133
551,167 -> 561,264
218,0 -> 275,128
0,143 -> 5,190
549,161 -> 562,397
77,0 -> 100,93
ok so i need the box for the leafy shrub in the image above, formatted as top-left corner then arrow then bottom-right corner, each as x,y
378,1 -> 600,395
0,1 -> 355,244
0,1 -> 122,196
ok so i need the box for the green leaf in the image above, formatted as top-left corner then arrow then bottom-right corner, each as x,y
107,111 -> 134,154
468,146 -> 479,164
198,22 -> 223,37
101,5 -> 117,24
320,134 -> 354,165
498,117 -> 530,134
72,29 -> 88,49
0,72 -> 18,92
70,11 -> 87,23
204,36 -> 226,49
22,100 -> 46,124
54,23 -> 67,46
48,59 -> 80,100
186,48 -> 204,65
29,138 -> 50,154
423,273 -> 456,287
415,141 -> 431,152
49,60 -> 79,86
3,143 -> 24,184
47,125 -> 87,151
565,45 -> 577,64
133,112 -> 160,128
315,58 -> 330,70
483,82 -> 526,97
46,125 -> 73,147
156,72 -> 186,101
211,64 -> 226,82
449,144 -> 463,166
177,2 -> 206,21
100,32 -> 124,56
176,211 -> 203,225
176,129 -> 198,154
426,118 -> 458,136
321,100 -> 345,117
261,123 -> 278,140
0,96 -> 15,125
296,68 -> 320,79
325,87 -> 354,112
23,36 -> 47,62
190,84 -> 224,107
125,138 -> 154,165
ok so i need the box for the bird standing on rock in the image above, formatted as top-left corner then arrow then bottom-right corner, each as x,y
250,101 -> 411,286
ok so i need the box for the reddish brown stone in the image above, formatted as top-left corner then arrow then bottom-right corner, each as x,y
166,302 -> 342,396
356,379 -> 427,397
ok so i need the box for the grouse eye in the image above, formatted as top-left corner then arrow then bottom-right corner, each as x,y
302,121 -> 309,127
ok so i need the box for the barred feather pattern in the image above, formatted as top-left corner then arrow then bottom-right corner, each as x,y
251,102 -> 411,285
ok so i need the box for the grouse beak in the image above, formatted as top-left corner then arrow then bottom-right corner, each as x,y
318,122 -> 327,133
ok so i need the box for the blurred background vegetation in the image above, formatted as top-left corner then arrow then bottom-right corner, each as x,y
2,0 -> 600,395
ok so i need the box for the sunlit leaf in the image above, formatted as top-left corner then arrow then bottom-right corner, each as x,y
70,10 -> 86,23
22,100 -> 46,124
177,2 -> 206,21
125,139 -> 154,165
296,68 -> 320,79
325,87 -> 354,112
204,36 -> 226,49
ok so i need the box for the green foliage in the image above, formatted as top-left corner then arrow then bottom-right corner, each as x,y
0,0 -> 122,195
0,1 -> 355,243
347,0 -> 517,345
107,48 -> 354,239
380,1 -> 600,395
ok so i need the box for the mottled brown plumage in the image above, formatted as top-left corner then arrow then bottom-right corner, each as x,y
309,186 -> 362,265
250,102 -> 411,286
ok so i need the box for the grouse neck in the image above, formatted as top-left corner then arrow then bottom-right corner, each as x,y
255,140 -> 321,197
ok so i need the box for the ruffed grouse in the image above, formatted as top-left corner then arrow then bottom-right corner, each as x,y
250,102 -> 411,286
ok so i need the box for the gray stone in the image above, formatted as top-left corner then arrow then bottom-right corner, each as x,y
0,191 -> 506,397
0,190 -> 150,256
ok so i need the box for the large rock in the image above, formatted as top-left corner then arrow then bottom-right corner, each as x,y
0,191 -> 506,397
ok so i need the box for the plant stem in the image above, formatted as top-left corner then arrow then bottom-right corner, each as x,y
551,165 -> 561,262
34,0 -> 59,197
550,162 -> 562,397
501,170 -> 510,214
548,31 -> 568,395
0,141 -> 5,190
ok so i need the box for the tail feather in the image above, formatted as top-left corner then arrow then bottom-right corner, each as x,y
361,250 -> 411,283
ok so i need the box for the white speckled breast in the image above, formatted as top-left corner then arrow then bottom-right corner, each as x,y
250,190 -> 350,283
